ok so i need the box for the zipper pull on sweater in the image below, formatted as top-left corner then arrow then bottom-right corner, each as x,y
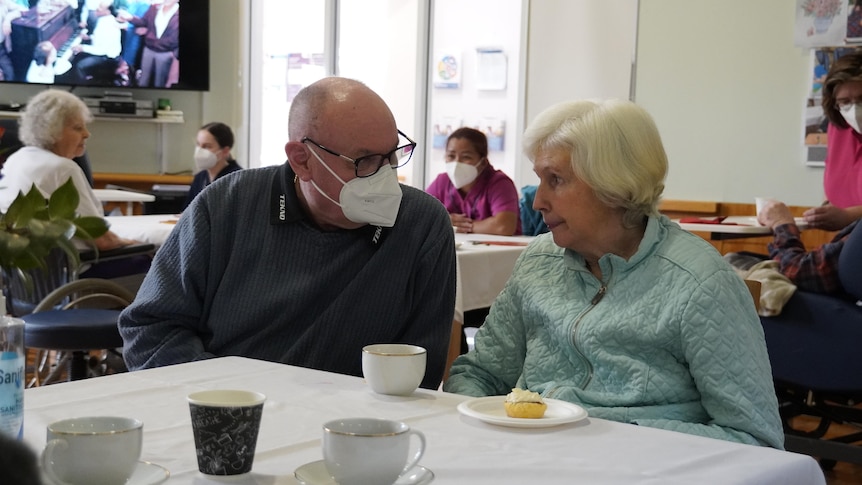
591,285 -> 607,305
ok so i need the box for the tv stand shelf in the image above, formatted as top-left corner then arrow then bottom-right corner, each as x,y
0,110 -> 184,173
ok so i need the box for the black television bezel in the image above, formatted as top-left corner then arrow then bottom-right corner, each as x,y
1,0 -> 210,92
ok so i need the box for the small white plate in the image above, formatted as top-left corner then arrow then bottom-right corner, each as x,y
42,461 -> 169,485
457,396 -> 588,428
294,460 -> 434,485
455,242 -> 463,249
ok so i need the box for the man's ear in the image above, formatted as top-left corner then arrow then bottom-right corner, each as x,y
285,141 -> 311,180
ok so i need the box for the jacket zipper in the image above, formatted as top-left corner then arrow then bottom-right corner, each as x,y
548,272 -> 609,399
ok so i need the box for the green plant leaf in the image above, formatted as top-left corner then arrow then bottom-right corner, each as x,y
48,178 -> 80,220
0,177 -> 106,276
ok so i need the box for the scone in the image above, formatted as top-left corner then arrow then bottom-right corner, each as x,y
504,388 -> 547,418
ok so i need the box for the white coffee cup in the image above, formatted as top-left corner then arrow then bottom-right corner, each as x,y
755,197 -> 772,216
362,344 -> 427,396
323,417 -> 426,485
41,416 -> 143,485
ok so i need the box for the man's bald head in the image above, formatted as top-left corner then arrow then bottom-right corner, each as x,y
287,77 -> 394,142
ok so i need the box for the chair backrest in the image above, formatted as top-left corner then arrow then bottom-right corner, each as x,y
838,220 -> 862,301
744,279 -> 762,313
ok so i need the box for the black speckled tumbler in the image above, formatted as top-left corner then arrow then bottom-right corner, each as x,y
187,390 -> 266,476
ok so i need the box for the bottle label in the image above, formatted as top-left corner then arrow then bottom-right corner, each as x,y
0,351 -> 24,440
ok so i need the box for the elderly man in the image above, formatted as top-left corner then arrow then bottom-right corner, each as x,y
119,77 -> 457,388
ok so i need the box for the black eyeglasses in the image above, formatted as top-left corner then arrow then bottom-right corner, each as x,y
302,130 -> 416,178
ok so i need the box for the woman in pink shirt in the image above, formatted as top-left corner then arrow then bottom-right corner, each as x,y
426,128 -> 520,235
813,50 -> 862,230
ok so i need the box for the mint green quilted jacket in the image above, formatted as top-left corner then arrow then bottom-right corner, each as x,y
444,216 -> 784,449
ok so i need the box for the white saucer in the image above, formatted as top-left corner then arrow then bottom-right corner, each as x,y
42,461 -> 169,485
294,460 -> 434,485
130,461 -> 170,485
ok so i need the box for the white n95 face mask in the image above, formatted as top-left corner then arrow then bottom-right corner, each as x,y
194,146 -> 218,170
446,161 -> 479,189
307,146 -> 403,227
840,103 -> 862,134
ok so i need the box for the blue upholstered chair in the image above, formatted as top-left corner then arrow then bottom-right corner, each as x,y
760,219 -> 862,468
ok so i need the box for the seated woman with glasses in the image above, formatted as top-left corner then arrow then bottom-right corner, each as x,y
426,127 -> 521,235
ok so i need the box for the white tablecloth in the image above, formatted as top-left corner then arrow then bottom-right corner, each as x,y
453,233 -> 533,322
94,189 -> 156,215
22,357 -> 824,484
106,214 -> 178,247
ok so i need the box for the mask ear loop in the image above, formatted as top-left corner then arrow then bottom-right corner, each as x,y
306,143 -> 347,208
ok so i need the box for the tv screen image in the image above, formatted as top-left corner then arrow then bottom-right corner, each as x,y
1,0 -> 209,91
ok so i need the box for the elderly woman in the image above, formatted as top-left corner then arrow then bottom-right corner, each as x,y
426,127 -> 520,235
444,100 -> 784,449
0,89 -> 136,253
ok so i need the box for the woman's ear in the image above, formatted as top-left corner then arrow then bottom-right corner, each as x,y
285,141 -> 311,179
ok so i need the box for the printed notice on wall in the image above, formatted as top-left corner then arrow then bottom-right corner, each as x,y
434,52 -> 461,89
476,48 -> 507,91
794,0 -> 847,48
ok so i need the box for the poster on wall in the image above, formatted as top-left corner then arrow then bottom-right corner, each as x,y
433,52 -> 461,89
794,0 -> 848,47
476,48 -> 507,91
475,117 -> 506,151
432,116 -> 462,148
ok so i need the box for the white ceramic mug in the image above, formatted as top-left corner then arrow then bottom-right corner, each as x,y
361,344 -> 426,396
323,417 -> 426,485
187,389 -> 266,476
41,416 -> 143,485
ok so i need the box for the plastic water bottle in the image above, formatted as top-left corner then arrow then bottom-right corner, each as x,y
0,293 -> 24,440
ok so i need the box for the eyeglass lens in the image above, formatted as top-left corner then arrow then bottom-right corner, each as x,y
355,142 -> 415,177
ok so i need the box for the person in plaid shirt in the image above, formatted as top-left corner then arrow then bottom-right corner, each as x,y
758,198 -> 858,294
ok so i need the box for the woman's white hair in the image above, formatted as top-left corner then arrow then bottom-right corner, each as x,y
523,99 -> 667,227
19,90 -> 92,150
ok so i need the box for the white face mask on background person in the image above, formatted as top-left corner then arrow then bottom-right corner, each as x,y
446,161 -> 479,189
840,103 -> 862,134
306,145 -> 403,227
194,146 -> 218,170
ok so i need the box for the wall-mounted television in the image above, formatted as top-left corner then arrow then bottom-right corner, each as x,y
1,0 -> 209,91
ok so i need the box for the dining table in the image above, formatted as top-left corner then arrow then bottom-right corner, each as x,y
675,215 -> 810,240
21,357 -> 826,484
93,189 -> 156,215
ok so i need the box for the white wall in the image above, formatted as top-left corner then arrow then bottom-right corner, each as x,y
520,0 -> 638,189
635,0 -> 823,206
